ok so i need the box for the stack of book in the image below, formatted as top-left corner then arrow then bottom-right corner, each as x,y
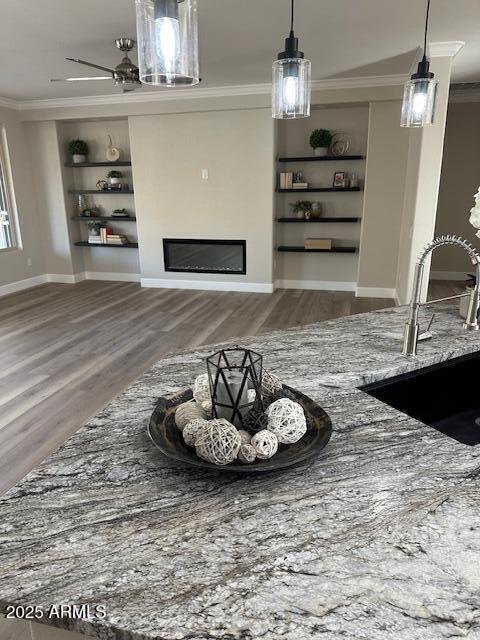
88,227 -> 129,245
304,238 -> 332,250
99,227 -> 113,244
279,172 -> 309,189
279,172 -> 293,189
107,234 -> 129,245
291,182 -> 309,189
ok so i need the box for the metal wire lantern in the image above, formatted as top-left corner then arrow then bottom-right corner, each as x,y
206,347 -> 263,428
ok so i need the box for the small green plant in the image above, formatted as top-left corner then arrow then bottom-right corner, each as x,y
309,129 -> 332,149
87,221 -> 102,234
107,170 -> 123,179
68,140 -> 89,155
290,200 -> 312,215
82,207 -> 99,217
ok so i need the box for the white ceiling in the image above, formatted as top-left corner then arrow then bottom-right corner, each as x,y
0,0 -> 479,101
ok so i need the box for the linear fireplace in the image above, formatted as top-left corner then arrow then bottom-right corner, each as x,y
163,239 -> 246,275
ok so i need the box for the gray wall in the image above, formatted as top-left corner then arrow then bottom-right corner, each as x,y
432,101 -> 480,278
0,106 -> 45,288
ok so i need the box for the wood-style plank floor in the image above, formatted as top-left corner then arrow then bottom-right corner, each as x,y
0,279 -> 464,640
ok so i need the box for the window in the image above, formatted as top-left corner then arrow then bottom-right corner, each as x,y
0,128 -> 17,250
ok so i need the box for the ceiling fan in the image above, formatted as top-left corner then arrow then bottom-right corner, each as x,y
50,38 -> 141,92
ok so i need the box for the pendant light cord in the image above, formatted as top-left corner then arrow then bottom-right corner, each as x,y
290,0 -> 295,34
423,0 -> 431,57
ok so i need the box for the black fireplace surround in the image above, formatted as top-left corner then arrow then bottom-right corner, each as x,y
163,239 -> 246,275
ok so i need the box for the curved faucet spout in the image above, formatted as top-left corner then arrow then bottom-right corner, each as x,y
403,235 -> 480,356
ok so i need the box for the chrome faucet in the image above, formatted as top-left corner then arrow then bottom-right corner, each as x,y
403,235 -> 480,356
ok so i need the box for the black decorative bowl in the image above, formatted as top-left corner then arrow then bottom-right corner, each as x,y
148,385 -> 332,473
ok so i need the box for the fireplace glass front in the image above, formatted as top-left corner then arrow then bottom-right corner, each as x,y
163,239 -> 246,275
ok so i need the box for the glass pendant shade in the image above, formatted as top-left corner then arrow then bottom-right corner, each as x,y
272,57 -> 311,119
400,76 -> 437,127
135,0 -> 200,86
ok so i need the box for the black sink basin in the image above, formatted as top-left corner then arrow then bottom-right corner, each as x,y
360,351 -> 480,446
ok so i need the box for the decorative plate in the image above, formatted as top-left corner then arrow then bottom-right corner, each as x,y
147,385 -> 332,473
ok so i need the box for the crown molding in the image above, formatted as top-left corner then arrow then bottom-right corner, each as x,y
0,96 -> 20,110
429,41 -> 465,58
313,74 -> 408,90
449,90 -> 480,103
0,73 -> 407,113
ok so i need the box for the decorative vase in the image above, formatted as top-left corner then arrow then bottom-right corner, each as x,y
314,147 -> 328,157
109,177 -> 120,186
72,154 -> 86,164
296,210 -> 304,219
311,202 -> 322,217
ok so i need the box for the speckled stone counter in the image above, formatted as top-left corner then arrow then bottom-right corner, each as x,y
1,304 -> 480,640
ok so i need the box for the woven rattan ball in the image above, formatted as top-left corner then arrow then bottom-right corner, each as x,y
262,370 -> 283,398
244,409 -> 269,433
237,430 -> 251,444
251,430 -> 278,459
183,418 -> 208,447
193,373 -> 211,404
266,398 -> 306,444
238,443 -> 257,464
200,399 -> 213,418
175,400 -> 206,431
195,419 -> 241,466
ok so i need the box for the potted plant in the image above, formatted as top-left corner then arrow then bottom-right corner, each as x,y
87,221 -> 101,235
309,129 -> 332,157
107,170 -> 123,186
69,140 -> 89,164
81,207 -> 100,218
290,200 -> 313,220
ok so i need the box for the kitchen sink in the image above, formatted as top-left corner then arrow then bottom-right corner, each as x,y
360,351 -> 480,446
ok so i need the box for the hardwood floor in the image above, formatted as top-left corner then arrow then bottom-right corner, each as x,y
0,279 -> 464,640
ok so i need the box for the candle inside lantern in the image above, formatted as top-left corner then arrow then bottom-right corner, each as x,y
215,369 -> 249,426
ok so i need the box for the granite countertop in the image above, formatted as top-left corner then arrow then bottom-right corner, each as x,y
1,304 -> 480,640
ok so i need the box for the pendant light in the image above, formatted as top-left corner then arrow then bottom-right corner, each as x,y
135,0 -> 200,86
400,0 -> 437,127
272,0 -> 311,119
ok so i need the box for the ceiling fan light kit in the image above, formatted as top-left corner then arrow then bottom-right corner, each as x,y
112,38 -> 142,91
135,0 -> 200,87
401,0 -> 438,127
272,0 -> 311,120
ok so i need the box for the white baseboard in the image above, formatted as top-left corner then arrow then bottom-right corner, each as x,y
85,271 -> 141,283
141,277 -> 273,293
275,279 -> 356,292
0,271 -> 141,297
430,270 -> 469,281
0,274 -> 47,297
356,286 -> 397,299
46,273 -> 85,284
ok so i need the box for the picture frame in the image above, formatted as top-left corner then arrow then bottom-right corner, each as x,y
333,171 -> 346,188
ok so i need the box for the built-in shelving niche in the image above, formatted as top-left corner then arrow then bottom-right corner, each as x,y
274,104 -> 369,289
60,118 -> 140,276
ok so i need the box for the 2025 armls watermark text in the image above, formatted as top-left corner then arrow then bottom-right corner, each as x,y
5,604 -> 106,620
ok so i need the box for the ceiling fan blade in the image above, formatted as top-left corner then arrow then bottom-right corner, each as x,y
50,76 -> 112,82
66,58 -> 114,74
